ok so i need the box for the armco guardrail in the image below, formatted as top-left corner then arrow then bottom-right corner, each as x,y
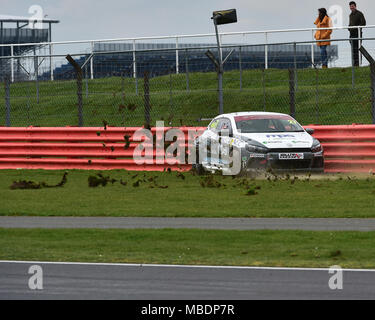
0,127 -> 205,171
307,124 -> 375,173
0,125 -> 374,173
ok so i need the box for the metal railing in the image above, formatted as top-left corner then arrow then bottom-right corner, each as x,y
1,38 -> 375,128
1,24 -> 375,82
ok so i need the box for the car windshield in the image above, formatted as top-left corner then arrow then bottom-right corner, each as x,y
235,115 -> 304,133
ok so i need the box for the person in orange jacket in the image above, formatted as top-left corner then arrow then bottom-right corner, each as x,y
314,8 -> 333,68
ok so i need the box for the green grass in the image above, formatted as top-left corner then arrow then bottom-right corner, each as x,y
1,66 -> 372,127
1,170 -> 375,218
1,228 -> 375,268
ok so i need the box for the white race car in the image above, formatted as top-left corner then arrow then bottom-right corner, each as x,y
193,112 -> 324,175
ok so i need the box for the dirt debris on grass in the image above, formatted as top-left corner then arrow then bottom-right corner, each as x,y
10,172 -> 68,190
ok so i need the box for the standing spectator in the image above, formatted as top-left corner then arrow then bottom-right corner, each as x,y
314,8 -> 333,69
349,1 -> 366,67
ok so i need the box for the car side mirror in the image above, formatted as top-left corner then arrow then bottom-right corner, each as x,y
305,128 -> 315,135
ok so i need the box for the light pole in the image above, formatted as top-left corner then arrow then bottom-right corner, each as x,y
211,9 -> 237,115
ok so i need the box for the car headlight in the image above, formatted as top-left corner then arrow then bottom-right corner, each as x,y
245,143 -> 268,154
311,140 -> 323,153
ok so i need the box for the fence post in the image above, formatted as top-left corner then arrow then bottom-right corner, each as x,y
10,45 -> 14,83
144,72 -> 151,128
34,53 -> 40,104
121,71 -> 125,105
311,30 -> 315,68
50,43 -> 54,81
264,32 -> 268,70
262,68 -> 266,111
293,42 -> 298,91
350,40 -> 355,88
371,65 -> 375,124
66,55 -> 84,127
218,70 -> 224,115
239,46 -> 242,91
185,49 -> 190,92
85,64 -> 89,99
90,42 -> 94,80
27,76 -> 31,124
315,67 -> 320,124
359,46 -> 375,124
169,69 -> 173,113
359,26 -> 362,66
133,40 -> 137,79
133,42 -> 139,95
289,69 -> 295,118
175,37 -> 179,75
4,75 -> 11,127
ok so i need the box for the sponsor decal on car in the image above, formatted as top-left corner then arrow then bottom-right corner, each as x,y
249,153 -> 266,158
279,153 -> 304,160
263,141 -> 282,145
266,134 -> 295,139
292,141 -> 310,144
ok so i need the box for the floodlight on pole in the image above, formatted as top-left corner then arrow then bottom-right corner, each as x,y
211,9 -> 237,114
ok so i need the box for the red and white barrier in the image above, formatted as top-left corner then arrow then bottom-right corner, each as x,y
307,124 -> 375,173
0,124 -> 375,173
0,126 -> 205,171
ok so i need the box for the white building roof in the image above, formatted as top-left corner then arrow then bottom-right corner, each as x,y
0,14 -> 59,23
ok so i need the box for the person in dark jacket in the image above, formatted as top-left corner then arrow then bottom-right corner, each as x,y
349,1 -> 366,67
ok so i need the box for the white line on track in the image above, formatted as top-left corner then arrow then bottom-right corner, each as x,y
1,260 -> 375,272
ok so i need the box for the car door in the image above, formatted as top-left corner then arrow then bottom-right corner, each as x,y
199,118 -> 221,166
209,118 -> 224,165
217,118 -> 233,166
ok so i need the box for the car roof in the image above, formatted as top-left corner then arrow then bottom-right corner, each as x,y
215,112 -> 291,120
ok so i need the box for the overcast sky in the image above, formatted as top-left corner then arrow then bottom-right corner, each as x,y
2,0 -> 374,41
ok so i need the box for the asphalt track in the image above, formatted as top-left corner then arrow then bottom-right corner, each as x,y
1,261 -> 375,300
2,217 -> 375,231
2,218 -> 375,300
